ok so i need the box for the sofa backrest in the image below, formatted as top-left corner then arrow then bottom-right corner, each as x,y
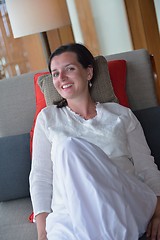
0,49 -> 158,138
106,49 -> 158,110
0,71 -> 36,137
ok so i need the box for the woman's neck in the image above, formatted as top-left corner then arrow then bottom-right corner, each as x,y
67,97 -> 97,120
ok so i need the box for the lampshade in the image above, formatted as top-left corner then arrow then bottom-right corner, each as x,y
5,0 -> 71,38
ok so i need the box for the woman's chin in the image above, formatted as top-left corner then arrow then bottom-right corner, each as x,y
58,89 -> 73,99
60,92 -> 74,100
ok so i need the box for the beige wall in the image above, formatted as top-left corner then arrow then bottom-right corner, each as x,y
66,0 -> 133,55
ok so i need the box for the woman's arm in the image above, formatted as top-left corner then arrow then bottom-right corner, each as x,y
36,212 -> 49,240
30,110 -> 53,231
126,110 -> 160,238
127,110 -> 160,195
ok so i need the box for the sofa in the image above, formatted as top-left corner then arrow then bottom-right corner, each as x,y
0,49 -> 160,240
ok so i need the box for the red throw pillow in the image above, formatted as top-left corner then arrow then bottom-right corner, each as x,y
30,72 -> 48,154
107,60 -> 129,107
29,72 -> 49,223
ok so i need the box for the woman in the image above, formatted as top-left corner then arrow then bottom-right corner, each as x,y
30,43 -> 160,240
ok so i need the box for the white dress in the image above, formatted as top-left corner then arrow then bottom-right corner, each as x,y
30,102 -> 160,239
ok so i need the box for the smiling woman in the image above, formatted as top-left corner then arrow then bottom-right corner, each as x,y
30,43 -> 160,240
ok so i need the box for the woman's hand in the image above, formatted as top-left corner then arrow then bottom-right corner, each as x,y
146,196 -> 160,239
36,212 -> 49,240
38,233 -> 47,240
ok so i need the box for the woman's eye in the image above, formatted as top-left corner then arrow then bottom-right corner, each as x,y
67,67 -> 75,71
52,72 -> 59,78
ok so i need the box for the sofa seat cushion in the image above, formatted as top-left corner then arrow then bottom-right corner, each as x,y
0,198 -> 37,240
133,106 -> 160,169
0,133 -> 31,201
0,198 -> 146,240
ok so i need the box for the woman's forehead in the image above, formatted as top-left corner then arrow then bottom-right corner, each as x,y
51,52 -> 79,69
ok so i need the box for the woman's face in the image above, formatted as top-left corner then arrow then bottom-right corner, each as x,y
50,52 -> 93,101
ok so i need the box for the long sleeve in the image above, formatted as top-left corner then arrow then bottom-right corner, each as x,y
127,110 -> 160,195
29,110 -> 53,216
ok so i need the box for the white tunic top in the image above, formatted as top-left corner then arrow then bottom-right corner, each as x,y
30,102 -> 160,216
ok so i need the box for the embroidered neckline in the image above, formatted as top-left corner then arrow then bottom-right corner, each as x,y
66,102 -> 101,123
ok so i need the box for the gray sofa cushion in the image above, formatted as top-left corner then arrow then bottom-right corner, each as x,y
0,198 -> 146,240
0,198 -> 37,240
0,133 -> 31,201
106,49 -> 158,110
133,106 -> 160,169
0,72 -> 36,137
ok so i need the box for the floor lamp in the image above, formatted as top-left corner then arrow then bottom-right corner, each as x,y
5,0 -> 71,60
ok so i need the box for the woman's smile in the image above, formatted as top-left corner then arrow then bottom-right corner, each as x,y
61,83 -> 73,90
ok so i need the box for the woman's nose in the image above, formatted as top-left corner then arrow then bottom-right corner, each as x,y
59,70 -> 66,81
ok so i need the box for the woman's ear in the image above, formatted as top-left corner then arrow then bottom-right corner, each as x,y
87,66 -> 93,81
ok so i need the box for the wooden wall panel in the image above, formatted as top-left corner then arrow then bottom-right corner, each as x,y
74,0 -> 100,56
59,25 -> 75,45
46,29 -> 61,53
22,34 -> 47,71
47,25 -> 75,53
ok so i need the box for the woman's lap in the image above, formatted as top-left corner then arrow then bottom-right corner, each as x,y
47,137 -> 157,240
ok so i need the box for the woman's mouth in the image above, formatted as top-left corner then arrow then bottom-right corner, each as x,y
62,84 -> 73,89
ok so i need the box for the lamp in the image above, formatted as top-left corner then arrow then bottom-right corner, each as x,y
5,0 -> 71,58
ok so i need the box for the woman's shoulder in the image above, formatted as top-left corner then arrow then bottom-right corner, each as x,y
38,105 -> 62,120
100,102 -> 138,131
100,102 -> 131,115
41,104 -> 57,113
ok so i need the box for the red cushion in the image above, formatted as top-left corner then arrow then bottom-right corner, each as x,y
107,60 -> 129,107
30,72 -> 48,154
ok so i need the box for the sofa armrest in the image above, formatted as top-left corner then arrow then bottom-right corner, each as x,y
133,106 -> 160,169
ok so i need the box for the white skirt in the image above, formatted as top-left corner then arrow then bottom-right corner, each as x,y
46,137 -> 157,240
